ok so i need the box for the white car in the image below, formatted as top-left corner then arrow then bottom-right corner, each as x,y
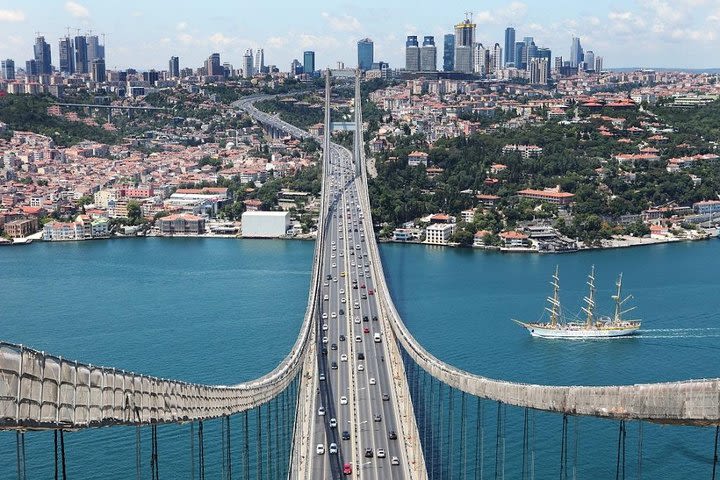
377,448 -> 386,458
391,456 -> 400,465
322,324 -> 328,331
340,354 -> 348,362
322,313 -> 328,320
369,377 -> 376,385
323,282 -> 329,287
340,396 -> 348,405
331,312 -> 337,319
323,295 -> 329,301
332,263 -> 336,268
329,442 -> 338,454
331,254 -> 336,259
339,289 -> 345,295
318,406 -> 325,416
358,364 -> 364,371
329,418 -> 337,428
354,317 -> 361,324
322,337 -> 328,344
354,302 -> 360,309
355,336 -> 362,342
341,297 -> 346,303
316,444 -> 325,455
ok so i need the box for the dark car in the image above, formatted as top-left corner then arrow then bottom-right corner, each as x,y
339,335 -> 345,342
374,414 -> 382,422
363,315 -> 369,322
389,430 -> 397,440
382,393 -> 390,401
339,309 -> 345,315
372,315 -> 378,322
331,361 -> 338,370
331,343 -> 337,350
364,448 -> 374,458
358,352 -> 365,360
321,347 -> 327,355
342,430 -> 350,440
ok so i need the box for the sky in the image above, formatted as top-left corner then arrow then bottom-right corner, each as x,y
1,0 -> 719,71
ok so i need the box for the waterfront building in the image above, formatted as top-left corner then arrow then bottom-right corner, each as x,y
303,51 -> 315,75
357,38 -> 374,71
4,218 -> 38,238
405,36 -> 420,71
461,208 -> 476,223
504,27 -> 515,66
499,230 -> 531,248
59,37 -> 75,74
454,18 -> 475,74
33,36 -> 52,75
392,228 -> 415,242
157,213 -> 206,235
443,34 -> 455,71
169,56 -> 180,78
693,200 -> 720,215
241,211 -> 291,238
425,223 -> 456,245
420,36 -> 437,71
1,59 -> 15,80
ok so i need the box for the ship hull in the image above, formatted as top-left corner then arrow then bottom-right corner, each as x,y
515,321 -> 640,339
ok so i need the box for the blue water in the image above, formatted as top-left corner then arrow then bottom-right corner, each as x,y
1,238 -> 719,478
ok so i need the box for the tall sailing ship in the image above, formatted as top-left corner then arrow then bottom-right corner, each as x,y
514,266 -> 641,339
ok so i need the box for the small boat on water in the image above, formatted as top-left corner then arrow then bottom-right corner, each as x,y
0,238 -> 33,246
513,265 -> 641,339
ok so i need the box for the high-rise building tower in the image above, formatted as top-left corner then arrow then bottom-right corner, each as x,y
443,34 -> 455,71
59,37 -> 75,74
357,38 -> 373,71
584,50 -> 595,71
454,18 -> 475,74
420,36 -> 437,71
242,50 -> 254,78
74,36 -> 88,74
522,37 -> 536,71
91,58 -> 106,83
33,36 -> 52,75
1,59 -> 15,80
255,49 -> 264,73
570,37 -> 583,68
303,51 -> 315,75
169,56 -> 180,78
405,36 -> 420,71
25,60 -> 38,76
473,43 -> 489,75
205,53 -> 221,76
529,58 -> 548,84
492,43 -> 503,73
594,56 -> 603,73
87,35 -> 104,63
514,42 -> 525,70
504,27 -> 515,66
537,47 -> 552,79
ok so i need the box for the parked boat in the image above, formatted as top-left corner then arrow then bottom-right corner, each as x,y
513,266 -> 641,339
0,238 -> 32,246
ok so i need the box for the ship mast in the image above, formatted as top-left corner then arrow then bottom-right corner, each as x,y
612,273 -> 636,324
582,265 -> 596,328
545,265 -> 561,327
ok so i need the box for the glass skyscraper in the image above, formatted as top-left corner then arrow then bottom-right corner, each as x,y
443,34 -> 455,71
303,51 -> 315,75
357,38 -> 373,71
504,27 -> 515,66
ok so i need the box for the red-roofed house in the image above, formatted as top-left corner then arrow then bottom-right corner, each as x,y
517,187 -> 575,205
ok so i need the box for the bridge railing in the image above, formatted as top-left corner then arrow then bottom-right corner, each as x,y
0,96 -> 329,433
351,97 -> 720,428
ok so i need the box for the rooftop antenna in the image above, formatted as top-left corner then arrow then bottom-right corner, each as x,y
65,27 -> 71,38
465,11 -> 473,23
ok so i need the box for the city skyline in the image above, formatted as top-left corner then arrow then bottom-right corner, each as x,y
0,1 -> 719,72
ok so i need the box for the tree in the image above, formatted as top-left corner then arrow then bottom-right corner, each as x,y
451,229 -> 474,247
127,200 -> 143,225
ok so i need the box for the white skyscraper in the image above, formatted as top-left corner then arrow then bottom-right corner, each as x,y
255,49 -> 264,73
243,50 -> 254,78
473,43 -> 489,75
492,43 -> 503,73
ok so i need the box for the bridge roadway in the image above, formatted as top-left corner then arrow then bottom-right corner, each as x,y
2,69 -> 720,477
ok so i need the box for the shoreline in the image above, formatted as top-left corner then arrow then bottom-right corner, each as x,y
15,230 -> 717,252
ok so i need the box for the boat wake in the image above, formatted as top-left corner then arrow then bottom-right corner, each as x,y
637,328 -> 720,339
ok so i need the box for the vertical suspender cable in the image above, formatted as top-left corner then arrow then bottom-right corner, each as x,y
494,402 -> 502,480
615,420 -> 626,480
266,403 -> 271,480
198,420 -> 205,480
429,376 -> 436,478
256,407 -> 262,480
636,421 -> 643,480
243,410 -> 249,480
227,416 -> 233,480
190,422 -> 195,480
522,408 -> 529,480
222,417 -> 228,480
560,414 -> 568,480
448,387 -> 454,480
712,425 -> 719,480
54,430 -> 59,480
136,426 -> 141,480
16,431 -> 21,480
476,397 -> 483,480
461,392 -> 467,480
60,429 -> 67,480
573,416 -> 579,480
439,382 -> 444,480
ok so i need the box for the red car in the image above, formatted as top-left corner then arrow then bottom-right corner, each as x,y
363,327 -> 370,334
360,284 -> 366,289
368,289 -> 374,295
343,463 -> 353,475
